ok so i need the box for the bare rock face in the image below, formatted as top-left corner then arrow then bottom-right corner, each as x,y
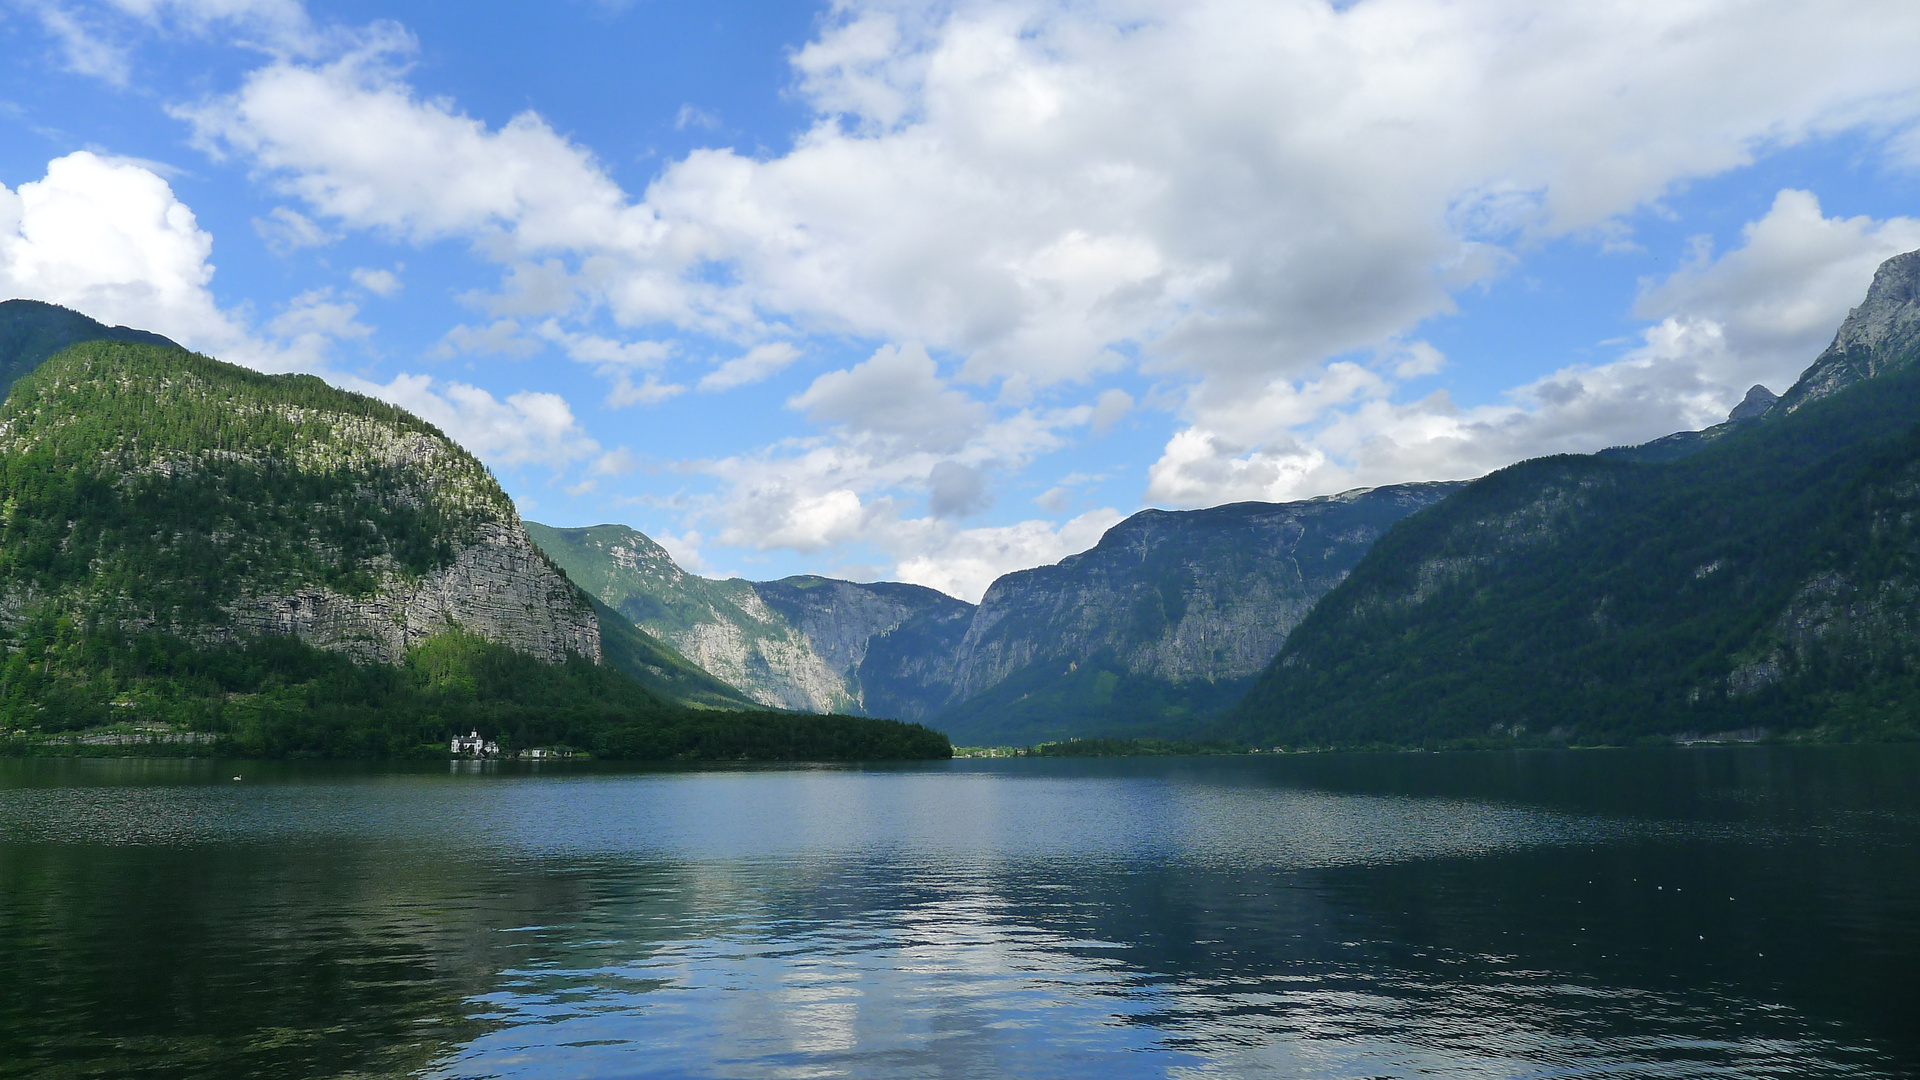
1727,384 -> 1779,422
931,482 -> 1463,739
1778,250 -> 1920,413
226,523 -> 600,665
524,523 -> 967,713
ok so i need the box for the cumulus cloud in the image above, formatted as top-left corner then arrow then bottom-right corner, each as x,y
889,509 -> 1123,602
788,342 -> 989,453
352,372 -> 600,470
175,0 -> 1920,391
1146,191 -> 1920,506
0,151 -> 255,353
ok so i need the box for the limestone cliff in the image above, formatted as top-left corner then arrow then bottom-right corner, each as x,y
929,483 -> 1463,744
536,482 -> 1460,742
0,339 -> 599,667
525,523 -> 969,712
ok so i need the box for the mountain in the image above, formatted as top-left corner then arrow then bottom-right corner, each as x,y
1,299 -> 180,398
534,482 -> 1459,744
1223,248 -> 1920,748
924,483 -> 1463,745
524,523 -> 971,713
0,335 -> 945,760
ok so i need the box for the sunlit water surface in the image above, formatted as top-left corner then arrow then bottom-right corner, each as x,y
1,748 -> 1916,1078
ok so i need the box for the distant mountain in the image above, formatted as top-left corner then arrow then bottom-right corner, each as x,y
926,484 -> 1463,745
0,334 -> 945,760
1,298 -> 179,398
535,482 -> 1460,744
524,523 -> 970,713
1223,248 -> 1920,748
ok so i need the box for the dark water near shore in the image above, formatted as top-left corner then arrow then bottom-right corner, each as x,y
0,747 -> 1916,1078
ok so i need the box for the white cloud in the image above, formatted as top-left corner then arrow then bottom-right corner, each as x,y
699,341 -> 801,391
0,150 -> 257,355
175,33 -> 651,254
31,3 -> 133,84
253,205 -> 331,253
1090,388 -> 1132,435
180,1 -> 1920,396
926,460 -> 990,518
890,509 -> 1123,602
438,319 -> 540,359
788,342 -> 989,453
604,372 -> 685,408
1146,191 -> 1920,506
28,0 -> 323,85
674,104 -> 720,131
267,286 -> 369,345
352,372 -> 600,470
350,265 -> 400,296
591,447 -> 638,476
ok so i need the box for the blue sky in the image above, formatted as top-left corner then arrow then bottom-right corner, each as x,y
5,0 -> 1920,599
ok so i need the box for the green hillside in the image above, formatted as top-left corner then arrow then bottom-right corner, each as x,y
1,298 -> 180,399
1223,251 -> 1920,749
0,336 -> 947,761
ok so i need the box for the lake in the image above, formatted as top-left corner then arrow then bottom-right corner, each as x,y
1,747 -> 1915,1078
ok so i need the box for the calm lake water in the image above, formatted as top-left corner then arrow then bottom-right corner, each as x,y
0,748 -> 1916,1079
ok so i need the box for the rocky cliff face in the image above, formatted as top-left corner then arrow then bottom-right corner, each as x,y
928,483 -> 1463,743
0,339 -> 600,668
537,483 -> 1460,742
224,522 -> 599,665
1777,250 -> 1920,413
525,523 -> 969,712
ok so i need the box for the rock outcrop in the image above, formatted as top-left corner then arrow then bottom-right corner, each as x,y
525,523 -> 966,712
0,337 -> 600,668
1776,249 -> 1920,413
226,522 -> 599,665
534,482 -> 1460,743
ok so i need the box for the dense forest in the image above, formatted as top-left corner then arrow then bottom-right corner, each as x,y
1223,355 -> 1920,749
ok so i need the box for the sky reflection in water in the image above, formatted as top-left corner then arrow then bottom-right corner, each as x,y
0,750 -> 1914,1079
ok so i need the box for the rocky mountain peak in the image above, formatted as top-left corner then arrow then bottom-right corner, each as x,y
1727,384 -> 1778,423
1777,249 -> 1920,413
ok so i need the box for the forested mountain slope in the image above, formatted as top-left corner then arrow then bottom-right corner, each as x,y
0,336 -> 944,760
1224,249 -> 1920,748
1,298 -> 179,398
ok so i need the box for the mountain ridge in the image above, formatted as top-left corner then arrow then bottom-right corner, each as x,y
0,324 -> 945,760
1222,246 -> 1920,748
532,480 -> 1462,743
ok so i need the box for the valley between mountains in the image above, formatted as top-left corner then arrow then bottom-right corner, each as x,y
7,247 -> 1920,757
